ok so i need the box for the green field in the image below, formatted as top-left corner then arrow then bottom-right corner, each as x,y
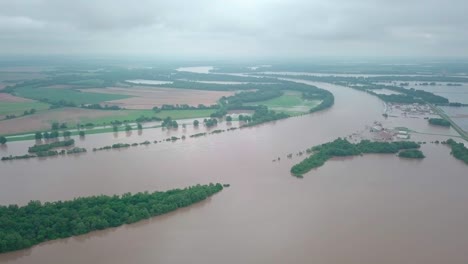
0,101 -> 50,116
4,109 -> 217,141
14,86 -> 130,104
79,109 -> 216,124
246,91 -> 321,115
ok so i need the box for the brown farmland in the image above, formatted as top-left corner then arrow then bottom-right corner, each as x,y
0,93 -> 34,102
0,108 -> 119,135
82,87 -> 235,109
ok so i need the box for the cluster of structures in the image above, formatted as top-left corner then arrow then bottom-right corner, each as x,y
368,121 -> 410,140
385,103 -> 435,118
346,121 -> 411,143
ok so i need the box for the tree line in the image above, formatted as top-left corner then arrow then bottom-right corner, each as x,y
0,183 -> 224,253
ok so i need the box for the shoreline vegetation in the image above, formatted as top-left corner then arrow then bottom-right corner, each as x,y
445,139 -> 468,164
1,139 -> 86,161
0,183 -> 224,254
290,138 -> 422,177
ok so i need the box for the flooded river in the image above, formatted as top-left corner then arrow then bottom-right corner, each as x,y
0,81 -> 467,264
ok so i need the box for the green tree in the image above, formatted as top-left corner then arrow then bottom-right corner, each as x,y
63,131 -> 72,138
51,122 -> 59,130
125,125 -> 132,131
0,136 -> 6,145
34,132 -> 43,140
79,131 -> 85,137
193,120 -> 199,127
226,116 -> 233,122
137,123 -> 143,130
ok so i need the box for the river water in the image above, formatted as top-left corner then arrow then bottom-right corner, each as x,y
0,81 -> 467,264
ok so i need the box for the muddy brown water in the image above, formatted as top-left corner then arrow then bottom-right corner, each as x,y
0,81 -> 467,264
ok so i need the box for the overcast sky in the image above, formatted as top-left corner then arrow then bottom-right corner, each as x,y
0,0 -> 467,58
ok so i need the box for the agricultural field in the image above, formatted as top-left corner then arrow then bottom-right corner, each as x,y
13,86 -> 131,105
79,109 -> 216,124
0,107 -> 216,135
0,108 -> 120,135
245,90 -> 321,115
82,87 -> 234,109
0,101 -> 49,117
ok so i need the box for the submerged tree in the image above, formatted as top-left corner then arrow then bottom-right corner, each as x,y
34,132 -> 43,140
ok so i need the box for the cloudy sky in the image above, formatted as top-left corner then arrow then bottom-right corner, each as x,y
0,0 -> 467,58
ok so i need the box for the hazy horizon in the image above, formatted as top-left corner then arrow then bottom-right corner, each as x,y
1,0 -> 467,58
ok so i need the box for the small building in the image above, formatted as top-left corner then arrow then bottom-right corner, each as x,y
396,134 -> 409,139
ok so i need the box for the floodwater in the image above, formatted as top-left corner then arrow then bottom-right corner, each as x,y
176,66 -> 214,74
1,81 -> 467,264
440,106 -> 468,132
125,79 -> 173,85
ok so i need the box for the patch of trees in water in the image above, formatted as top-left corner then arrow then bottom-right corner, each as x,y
162,117 -> 178,129
28,139 -> 75,153
445,139 -> 468,164
190,132 -> 207,138
2,145 -> 86,161
398,149 -> 425,159
290,138 -> 422,177
0,183 -> 224,254
241,106 -> 289,127
203,118 -> 218,127
428,118 -> 451,127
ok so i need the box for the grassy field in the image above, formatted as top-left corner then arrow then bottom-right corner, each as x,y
0,101 -> 50,116
14,86 -> 130,104
245,91 -> 321,115
79,109 -> 216,124
2,108 -> 216,141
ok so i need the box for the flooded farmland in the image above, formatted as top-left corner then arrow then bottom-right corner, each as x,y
0,81 -> 467,264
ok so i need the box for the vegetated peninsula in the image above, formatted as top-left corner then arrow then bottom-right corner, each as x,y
445,139 -> 468,164
0,183 -> 224,254
290,138 -> 421,177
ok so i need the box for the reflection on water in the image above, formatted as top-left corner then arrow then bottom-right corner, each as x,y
1,81 -> 467,264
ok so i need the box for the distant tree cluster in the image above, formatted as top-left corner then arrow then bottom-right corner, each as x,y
162,117 -> 178,129
203,118 -> 218,128
0,183 -> 224,253
152,104 -> 218,112
51,122 -> 67,130
80,104 -> 122,110
28,139 -> 75,153
22,108 -> 36,116
428,118 -> 451,127
241,106 -> 289,127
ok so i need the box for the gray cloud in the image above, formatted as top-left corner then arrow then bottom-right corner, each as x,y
0,0 -> 467,57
